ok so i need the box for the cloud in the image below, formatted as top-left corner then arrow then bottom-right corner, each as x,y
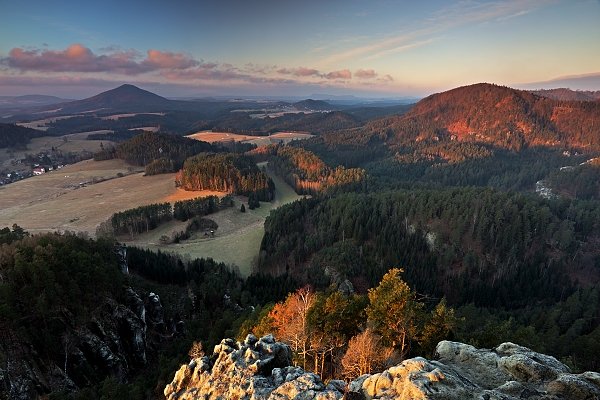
143,50 -> 199,70
3,44 -> 201,75
516,72 -> 600,91
355,69 -> 377,79
276,66 -> 353,80
320,0 -> 553,64
277,67 -> 321,77
5,44 -> 146,74
0,44 -> 387,96
325,69 -> 351,80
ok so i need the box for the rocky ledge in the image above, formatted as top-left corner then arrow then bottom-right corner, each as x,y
165,334 -> 600,400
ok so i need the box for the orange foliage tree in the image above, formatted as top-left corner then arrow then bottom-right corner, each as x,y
268,286 -> 316,369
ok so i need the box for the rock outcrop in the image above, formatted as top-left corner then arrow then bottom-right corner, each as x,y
165,335 -> 600,400
0,288 -> 176,400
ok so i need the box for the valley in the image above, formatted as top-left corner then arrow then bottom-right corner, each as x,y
1,83 -> 599,400
125,164 -> 303,276
0,159 -> 202,234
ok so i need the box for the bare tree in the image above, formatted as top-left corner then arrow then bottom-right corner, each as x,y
341,329 -> 394,380
269,286 -> 316,369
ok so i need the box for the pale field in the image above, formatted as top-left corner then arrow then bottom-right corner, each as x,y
129,126 -> 159,132
0,132 -> 114,171
0,158 -> 214,235
186,131 -> 313,147
17,115 -> 78,131
0,154 -> 302,277
125,163 -> 303,277
101,112 -> 165,120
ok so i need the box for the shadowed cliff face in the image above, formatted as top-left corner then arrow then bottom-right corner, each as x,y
0,288 -> 176,400
165,334 -> 600,400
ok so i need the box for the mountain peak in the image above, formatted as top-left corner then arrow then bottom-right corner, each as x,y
362,83 -> 600,152
53,84 -> 171,113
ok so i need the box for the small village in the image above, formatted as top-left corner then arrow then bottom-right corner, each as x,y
0,149 -> 91,186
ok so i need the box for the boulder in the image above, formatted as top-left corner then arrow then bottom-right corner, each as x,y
164,335 -> 344,400
165,337 -> 600,400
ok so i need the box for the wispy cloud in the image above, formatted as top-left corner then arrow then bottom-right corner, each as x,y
319,0 -> 553,65
355,69 -> 377,79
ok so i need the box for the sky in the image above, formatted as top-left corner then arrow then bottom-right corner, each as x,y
0,0 -> 599,98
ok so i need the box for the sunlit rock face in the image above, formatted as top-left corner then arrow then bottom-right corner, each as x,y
165,335 -> 600,400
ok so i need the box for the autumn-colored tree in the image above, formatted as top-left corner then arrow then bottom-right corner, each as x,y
307,291 -> 367,378
268,286 -> 316,369
237,303 -> 276,340
366,268 -> 423,359
188,341 -> 205,359
341,329 -> 393,379
418,298 -> 458,357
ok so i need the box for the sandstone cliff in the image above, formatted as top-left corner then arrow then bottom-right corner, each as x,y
165,334 -> 600,400
0,288 -> 176,400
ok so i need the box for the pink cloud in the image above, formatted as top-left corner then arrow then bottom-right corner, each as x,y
5,44 -> 146,74
355,69 -> 377,79
1,44 -> 405,93
143,50 -> 199,70
3,44 -> 201,75
325,69 -> 352,80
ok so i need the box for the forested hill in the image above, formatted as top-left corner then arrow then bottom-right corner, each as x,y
0,123 -> 38,148
532,88 -> 600,102
354,83 -> 600,152
260,188 -> 600,307
95,131 -> 219,173
176,153 -> 275,200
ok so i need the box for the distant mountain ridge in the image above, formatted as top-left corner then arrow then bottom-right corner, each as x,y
49,84 -> 174,114
358,83 -> 600,152
0,95 -> 73,108
531,88 -> 600,102
293,99 -> 335,111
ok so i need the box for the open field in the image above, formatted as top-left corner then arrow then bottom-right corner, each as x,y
17,115 -> 78,131
125,163 -> 303,276
186,130 -> 313,146
0,131 -> 114,171
0,155 -> 301,276
0,158 -> 214,235
101,112 -> 165,120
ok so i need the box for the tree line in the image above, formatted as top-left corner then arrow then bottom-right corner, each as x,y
259,188 -> 600,308
253,144 -> 366,195
107,202 -> 173,238
176,153 -> 275,201
0,123 -> 38,148
173,195 -> 233,221
98,195 -> 233,238
238,269 -> 456,380
93,131 -> 219,173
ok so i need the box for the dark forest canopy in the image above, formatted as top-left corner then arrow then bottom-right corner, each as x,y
94,131 -> 219,171
252,144 -> 366,195
0,123 -> 39,148
546,161 -> 600,200
110,202 -> 173,237
176,152 -> 274,201
259,188 -> 600,308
